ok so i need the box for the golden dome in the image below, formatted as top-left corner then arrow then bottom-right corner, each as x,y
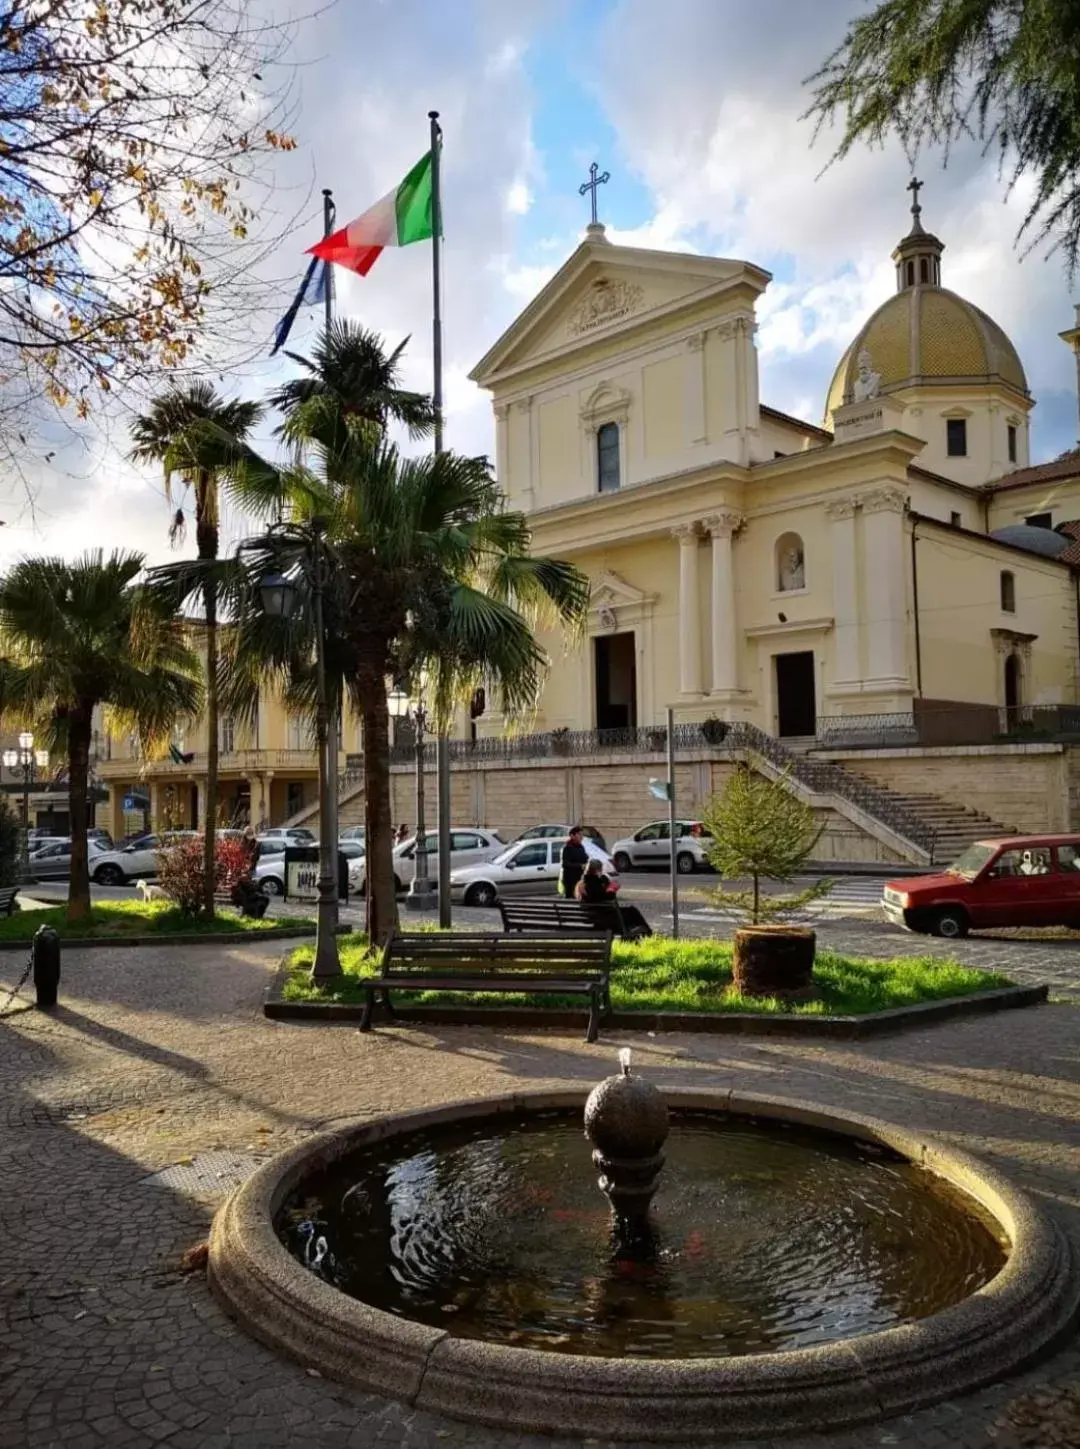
825,286 -> 1029,429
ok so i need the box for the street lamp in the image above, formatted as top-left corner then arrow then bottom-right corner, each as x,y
256,533 -> 340,983
3,734 -> 49,828
388,688 -> 437,912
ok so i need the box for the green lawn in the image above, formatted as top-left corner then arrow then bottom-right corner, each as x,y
281,934 -> 1013,1016
1,900 -> 314,941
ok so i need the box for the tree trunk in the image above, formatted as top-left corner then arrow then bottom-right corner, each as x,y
732,926 -> 816,999
198,480 -> 219,918
360,685 -> 397,947
202,576 -> 219,916
67,706 -> 93,923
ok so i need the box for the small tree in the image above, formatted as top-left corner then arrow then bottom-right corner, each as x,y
702,766 -> 833,924
156,833 -> 248,917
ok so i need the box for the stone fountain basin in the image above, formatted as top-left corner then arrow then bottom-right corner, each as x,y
208,1088 -> 1080,1442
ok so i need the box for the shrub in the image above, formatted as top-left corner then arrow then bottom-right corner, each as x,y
0,798 -> 21,887
702,766 -> 833,924
156,834 -> 249,916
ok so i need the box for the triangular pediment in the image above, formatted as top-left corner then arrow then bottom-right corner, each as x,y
470,236 -> 770,386
589,571 -> 654,610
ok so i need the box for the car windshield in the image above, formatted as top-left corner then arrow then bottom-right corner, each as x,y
493,842 -> 531,866
946,842 -> 998,879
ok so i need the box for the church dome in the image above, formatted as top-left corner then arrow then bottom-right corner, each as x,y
825,183 -> 1029,427
990,524 -> 1072,559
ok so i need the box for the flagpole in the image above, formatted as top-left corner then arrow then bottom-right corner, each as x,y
430,109 -> 452,927
320,185 -> 340,921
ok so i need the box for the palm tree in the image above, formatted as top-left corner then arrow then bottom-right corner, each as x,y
217,424 -> 588,945
130,382 -> 263,916
0,552 -> 202,922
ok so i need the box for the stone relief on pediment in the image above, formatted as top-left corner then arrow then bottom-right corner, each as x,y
566,279 -> 646,338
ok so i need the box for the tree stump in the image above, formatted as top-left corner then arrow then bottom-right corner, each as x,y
732,926 -> 816,999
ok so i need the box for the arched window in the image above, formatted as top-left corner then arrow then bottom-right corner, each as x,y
906,260 -> 915,287
776,531 -> 806,592
919,258 -> 929,283
597,421 -> 620,493
1000,571 -> 1016,613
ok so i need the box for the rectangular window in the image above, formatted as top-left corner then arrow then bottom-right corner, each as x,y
946,418 -> 968,457
219,716 -> 235,754
1007,424 -> 1017,463
597,421 -> 620,493
1025,511 -> 1052,529
950,511 -> 962,527
1000,571 -> 1016,613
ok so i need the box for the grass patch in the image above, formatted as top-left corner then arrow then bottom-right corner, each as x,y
2,899 -> 314,941
281,934 -> 1012,1016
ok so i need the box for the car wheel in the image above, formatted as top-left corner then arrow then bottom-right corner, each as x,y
261,877 -> 284,896
930,907 -> 969,939
613,852 -> 632,874
676,851 -> 696,875
94,863 -> 125,886
465,882 -> 498,908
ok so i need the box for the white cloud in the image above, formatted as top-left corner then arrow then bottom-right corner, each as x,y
507,180 -> 533,216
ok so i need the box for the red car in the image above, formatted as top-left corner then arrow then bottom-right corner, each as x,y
882,835 -> 1080,939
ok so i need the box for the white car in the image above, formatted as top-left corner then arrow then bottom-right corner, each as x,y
516,823 -> 608,851
609,821 -> 713,875
349,827 -> 506,894
257,827 -> 316,847
255,844 -> 362,896
90,831 -> 198,885
450,836 -> 616,908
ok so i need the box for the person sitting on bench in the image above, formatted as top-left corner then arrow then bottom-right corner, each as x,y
574,859 -> 652,938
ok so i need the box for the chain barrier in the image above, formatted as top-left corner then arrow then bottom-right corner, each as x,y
0,951 -> 35,1017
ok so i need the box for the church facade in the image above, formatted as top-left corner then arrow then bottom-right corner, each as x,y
469,198 -> 1080,744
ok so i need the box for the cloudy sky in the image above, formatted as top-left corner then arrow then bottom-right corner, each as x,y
4,0 -> 1080,570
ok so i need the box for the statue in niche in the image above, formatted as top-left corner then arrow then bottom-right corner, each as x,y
853,346 -> 881,402
778,541 -> 805,592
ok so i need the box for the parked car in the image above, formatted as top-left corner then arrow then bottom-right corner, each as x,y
450,836 -> 617,907
515,823 -> 608,851
87,827 -> 113,847
349,827 -> 506,894
27,838 -> 109,879
609,821 -> 713,875
257,827 -> 316,847
253,855 -> 287,895
339,825 -> 366,843
90,832 -> 198,885
883,835 -> 1080,938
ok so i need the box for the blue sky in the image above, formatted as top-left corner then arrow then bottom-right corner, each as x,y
4,0 -> 1079,566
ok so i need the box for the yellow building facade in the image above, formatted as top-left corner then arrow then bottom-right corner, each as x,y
469,202 -> 1080,743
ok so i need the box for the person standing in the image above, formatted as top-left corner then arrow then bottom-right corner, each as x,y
559,826 -> 589,898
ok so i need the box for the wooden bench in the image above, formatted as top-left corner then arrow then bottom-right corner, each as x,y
499,896 -> 642,939
0,886 -> 18,917
358,930 -> 613,1042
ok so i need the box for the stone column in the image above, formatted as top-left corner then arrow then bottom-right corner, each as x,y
703,510 -> 743,697
494,401 -> 510,487
673,523 -> 703,696
861,486 -> 909,687
825,495 -> 861,687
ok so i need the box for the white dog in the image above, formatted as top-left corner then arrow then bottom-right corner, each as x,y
135,879 -> 168,903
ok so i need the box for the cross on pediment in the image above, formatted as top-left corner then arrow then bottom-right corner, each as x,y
579,162 -> 610,226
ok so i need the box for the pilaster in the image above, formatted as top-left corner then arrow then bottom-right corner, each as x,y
703,510 -> 743,699
860,486 -> 909,689
825,495 -> 861,688
673,523 -> 703,696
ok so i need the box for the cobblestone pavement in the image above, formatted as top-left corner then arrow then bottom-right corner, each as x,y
3,932 -> 1080,1448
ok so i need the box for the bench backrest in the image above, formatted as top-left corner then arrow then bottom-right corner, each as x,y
0,886 -> 19,902
499,898 -> 623,933
381,930 -> 611,980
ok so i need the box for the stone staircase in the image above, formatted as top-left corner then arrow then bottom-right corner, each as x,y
862,788 -> 1019,865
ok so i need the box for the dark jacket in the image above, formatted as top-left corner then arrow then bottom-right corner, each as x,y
559,840 -> 589,895
577,871 -> 614,902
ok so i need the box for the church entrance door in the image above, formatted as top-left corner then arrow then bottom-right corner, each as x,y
1004,652 -> 1021,728
595,632 -> 637,734
775,651 -> 816,737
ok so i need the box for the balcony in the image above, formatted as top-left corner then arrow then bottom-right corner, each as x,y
95,748 -> 319,780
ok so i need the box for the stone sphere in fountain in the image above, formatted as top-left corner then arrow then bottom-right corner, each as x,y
584,1048 -> 669,1216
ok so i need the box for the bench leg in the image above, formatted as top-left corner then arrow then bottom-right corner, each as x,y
359,988 -> 375,1033
586,988 -> 601,1044
381,989 -> 397,1019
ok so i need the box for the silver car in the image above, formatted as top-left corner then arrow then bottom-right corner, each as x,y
27,838 -> 108,880
609,820 -> 713,875
450,836 -> 617,908
349,827 -> 505,894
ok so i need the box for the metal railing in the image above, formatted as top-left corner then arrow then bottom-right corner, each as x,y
817,705 -> 1080,750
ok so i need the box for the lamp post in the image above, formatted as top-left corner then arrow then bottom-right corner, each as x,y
3,733 -> 49,829
260,536 -> 341,983
388,689 -> 437,912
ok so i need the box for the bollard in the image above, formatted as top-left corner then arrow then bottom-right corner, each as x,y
32,924 -> 60,1009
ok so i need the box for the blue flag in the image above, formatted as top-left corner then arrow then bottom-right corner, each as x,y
271,258 -> 330,356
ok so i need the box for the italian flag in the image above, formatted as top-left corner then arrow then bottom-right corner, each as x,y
308,151 -> 434,277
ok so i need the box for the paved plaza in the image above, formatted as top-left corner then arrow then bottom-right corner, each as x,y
3,926 -> 1080,1448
